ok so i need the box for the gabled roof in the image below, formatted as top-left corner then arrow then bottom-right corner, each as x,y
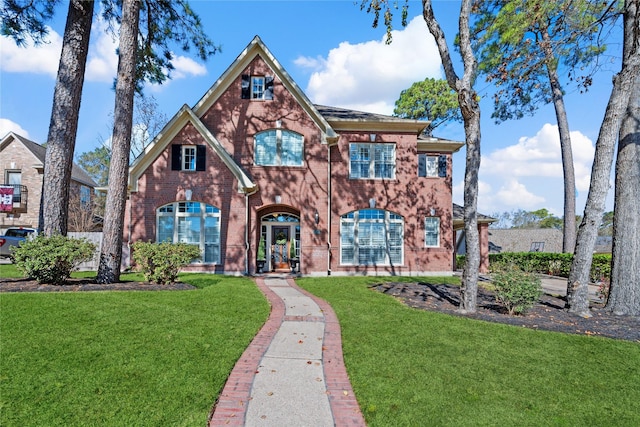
0,131 -> 97,187
192,35 -> 338,144
128,105 -> 257,194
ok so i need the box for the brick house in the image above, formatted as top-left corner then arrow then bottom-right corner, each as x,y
0,132 -> 97,232
126,36 -> 491,276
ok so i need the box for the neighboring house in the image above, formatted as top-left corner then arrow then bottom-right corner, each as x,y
0,132 -> 97,232
487,228 -> 563,253
453,204 -> 496,272
125,36 -> 491,276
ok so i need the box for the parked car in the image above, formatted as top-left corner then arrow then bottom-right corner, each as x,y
0,227 -> 37,259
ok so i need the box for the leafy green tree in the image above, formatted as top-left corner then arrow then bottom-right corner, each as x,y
471,0 -> 620,254
568,0 -> 640,317
393,78 -> 462,135
76,145 -> 111,187
599,211 -> 614,236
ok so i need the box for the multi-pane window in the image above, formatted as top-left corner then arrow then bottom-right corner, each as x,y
255,129 -> 304,166
80,185 -> 91,209
418,154 -> 447,177
241,75 -> 274,100
530,242 -> 545,252
340,209 -> 403,265
425,217 -> 440,247
182,146 -> 196,171
349,143 -> 395,179
157,202 -> 221,264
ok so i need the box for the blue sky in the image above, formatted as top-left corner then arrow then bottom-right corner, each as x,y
0,0 -> 621,217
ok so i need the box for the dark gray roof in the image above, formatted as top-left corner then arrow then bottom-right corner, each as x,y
313,104 -> 418,124
453,203 -> 495,222
8,132 -> 97,188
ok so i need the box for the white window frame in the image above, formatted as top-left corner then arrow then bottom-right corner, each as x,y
156,202 -> 221,264
425,217 -> 441,247
349,143 -> 395,179
251,76 -> 265,99
182,145 -> 197,171
254,129 -> 304,166
340,209 -> 403,265
419,154 -> 439,177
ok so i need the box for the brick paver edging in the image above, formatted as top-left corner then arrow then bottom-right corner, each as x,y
208,277 -> 284,426
287,279 -> 367,427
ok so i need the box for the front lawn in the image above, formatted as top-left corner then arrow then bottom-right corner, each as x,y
0,274 -> 269,426
297,276 -> 640,427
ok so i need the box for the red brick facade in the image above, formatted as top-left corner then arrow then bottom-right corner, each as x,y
125,37 -> 467,276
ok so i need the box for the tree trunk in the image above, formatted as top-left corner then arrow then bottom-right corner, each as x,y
423,0 -> 480,313
607,73 -> 640,316
541,30 -> 577,253
567,0 -> 640,317
96,0 -> 140,284
41,0 -> 94,236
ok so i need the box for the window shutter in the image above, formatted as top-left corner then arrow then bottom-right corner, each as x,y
196,145 -> 206,171
264,76 -> 274,100
241,74 -> 250,99
438,155 -> 447,177
418,154 -> 426,177
171,145 -> 182,170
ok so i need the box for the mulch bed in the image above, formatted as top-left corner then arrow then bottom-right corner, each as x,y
372,282 -> 640,343
0,277 -> 196,292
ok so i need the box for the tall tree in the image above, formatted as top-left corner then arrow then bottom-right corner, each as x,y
96,0 -> 219,283
96,0 -> 139,283
361,0 -> 482,312
2,0 -> 95,236
393,78 -> 462,135
607,73 -> 640,315
567,0 -> 640,317
422,0 -> 483,313
472,0 -> 619,254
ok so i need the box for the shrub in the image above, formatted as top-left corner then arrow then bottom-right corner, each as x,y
131,241 -> 200,285
491,266 -> 543,315
12,234 -> 96,285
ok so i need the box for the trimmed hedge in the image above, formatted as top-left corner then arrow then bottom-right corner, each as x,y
456,252 -> 611,283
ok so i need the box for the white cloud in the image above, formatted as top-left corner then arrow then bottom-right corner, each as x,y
481,123 -> 595,192
296,16 -> 442,115
0,119 -> 29,139
168,55 -> 207,79
0,29 -> 62,77
85,19 -> 119,82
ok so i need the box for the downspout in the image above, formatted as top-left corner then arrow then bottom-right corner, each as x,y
127,190 -> 132,269
327,144 -> 332,275
245,193 -> 249,275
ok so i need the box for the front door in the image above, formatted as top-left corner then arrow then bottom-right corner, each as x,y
271,226 -> 290,270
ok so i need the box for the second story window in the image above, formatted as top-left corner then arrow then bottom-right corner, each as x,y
255,129 -> 304,166
418,154 -> 447,177
183,146 -> 196,171
171,144 -> 206,171
241,75 -> 274,100
5,170 -> 21,202
349,143 -> 395,179
80,185 -> 91,209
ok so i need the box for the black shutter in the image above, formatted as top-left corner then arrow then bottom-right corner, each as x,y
438,155 -> 447,177
196,145 -> 206,171
264,76 -> 274,100
171,145 -> 182,170
418,154 -> 426,177
241,74 -> 250,99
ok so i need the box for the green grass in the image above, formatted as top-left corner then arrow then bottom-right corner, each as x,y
1,274 -> 270,426
297,276 -> 640,427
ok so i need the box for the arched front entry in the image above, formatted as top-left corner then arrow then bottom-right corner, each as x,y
260,212 -> 300,272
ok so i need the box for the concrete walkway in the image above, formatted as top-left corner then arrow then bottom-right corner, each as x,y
208,276 -> 366,426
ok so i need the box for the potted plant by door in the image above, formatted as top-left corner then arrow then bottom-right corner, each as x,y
289,237 -> 298,273
257,236 -> 266,273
